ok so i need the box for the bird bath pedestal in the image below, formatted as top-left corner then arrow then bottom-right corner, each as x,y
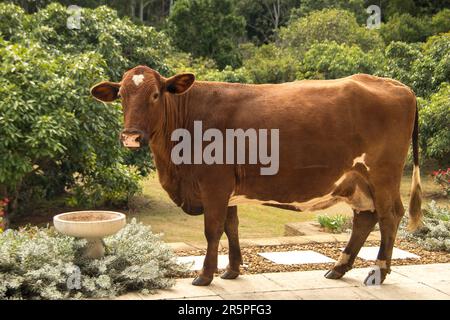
53,211 -> 126,259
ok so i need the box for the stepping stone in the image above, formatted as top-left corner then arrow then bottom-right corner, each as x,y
177,255 -> 229,271
258,250 -> 335,265
340,247 -> 420,261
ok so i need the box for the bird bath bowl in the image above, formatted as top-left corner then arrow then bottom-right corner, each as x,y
53,211 -> 126,259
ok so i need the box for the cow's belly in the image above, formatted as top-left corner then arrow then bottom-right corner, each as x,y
230,155 -> 375,214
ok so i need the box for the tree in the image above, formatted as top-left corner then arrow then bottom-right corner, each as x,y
410,32 -> 450,97
431,9 -> 450,35
379,41 -> 422,88
419,83 -> 450,164
237,0 -> 300,44
290,0 -> 366,23
379,13 -> 432,44
168,0 -> 245,69
297,41 -> 383,80
279,8 -> 384,58
242,43 -> 298,83
0,3 -> 182,215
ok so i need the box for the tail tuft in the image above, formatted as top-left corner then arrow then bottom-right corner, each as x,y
408,165 -> 422,231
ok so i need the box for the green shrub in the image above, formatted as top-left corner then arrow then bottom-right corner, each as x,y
401,201 -> 450,252
418,83 -> 450,163
379,41 -> 422,86
280,8 -> 384,58
317,214 -> 351,233
411,32 -> 450,97
431,9 -> 450,35
0,3 -> 180,215
290,0 -> 366,23
297,41 -> 383,80
379,13 -> 432,44
432,169 -> 450,197
0,2 -> 25,41
243,43 -> 298,83
168,0 -> 245,69
0,219 -> 187,299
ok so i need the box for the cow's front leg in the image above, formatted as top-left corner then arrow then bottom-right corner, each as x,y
192,194 -> 229,286
221,206 -> 242,280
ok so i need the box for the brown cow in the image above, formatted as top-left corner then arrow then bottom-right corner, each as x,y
91,66 -> 422,286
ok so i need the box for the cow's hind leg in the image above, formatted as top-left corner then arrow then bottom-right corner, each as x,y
364,196 -> 404,285
221,206 -> 243,279
325,210 -> 378,279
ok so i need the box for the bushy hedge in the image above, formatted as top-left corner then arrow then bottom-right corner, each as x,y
0,3 -> 177,215
0,219 -> 187,299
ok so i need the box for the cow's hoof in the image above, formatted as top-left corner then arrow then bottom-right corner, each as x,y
192,275 -> 213,286
324,269 -> 344,280
221,269 -> 240,280
363,269 -> 387,286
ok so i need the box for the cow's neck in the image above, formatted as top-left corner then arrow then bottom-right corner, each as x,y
148,88 -> 193,201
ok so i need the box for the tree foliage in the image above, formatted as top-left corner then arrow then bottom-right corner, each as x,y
297,41 -> 383,80
0,3 -> 179,214
418,83 -> 450,164
279,8 -> 384,58
168,0 -> 245,69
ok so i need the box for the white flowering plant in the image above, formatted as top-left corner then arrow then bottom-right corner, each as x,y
0,219 -> 188,299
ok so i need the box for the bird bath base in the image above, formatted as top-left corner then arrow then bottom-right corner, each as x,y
53,211 -> 126,259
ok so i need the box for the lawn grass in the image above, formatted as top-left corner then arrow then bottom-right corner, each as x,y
128,170 -> 448,243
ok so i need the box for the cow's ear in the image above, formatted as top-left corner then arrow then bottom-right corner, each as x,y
164,73 -> 195,95
90,81 -> 120,102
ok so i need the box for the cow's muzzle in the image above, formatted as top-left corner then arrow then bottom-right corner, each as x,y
120,129 -> 148,149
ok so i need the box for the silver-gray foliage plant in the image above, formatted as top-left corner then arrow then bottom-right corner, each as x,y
0,219 -> 188,299
401,201 -> 450,252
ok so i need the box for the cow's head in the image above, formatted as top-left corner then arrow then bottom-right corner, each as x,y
90,66 -> 195,149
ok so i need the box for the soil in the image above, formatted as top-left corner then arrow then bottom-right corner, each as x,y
176,238 -> 450,278
59,212 -> 119,222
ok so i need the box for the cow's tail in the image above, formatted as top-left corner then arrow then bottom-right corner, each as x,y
408,100 -> 423,231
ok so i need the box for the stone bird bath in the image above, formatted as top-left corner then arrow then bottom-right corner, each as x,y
53,211 -> 126,259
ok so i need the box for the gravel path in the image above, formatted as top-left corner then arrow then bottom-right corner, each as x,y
177,239 -> 450,278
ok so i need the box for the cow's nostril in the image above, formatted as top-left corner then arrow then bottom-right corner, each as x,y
121,133 -> 142,148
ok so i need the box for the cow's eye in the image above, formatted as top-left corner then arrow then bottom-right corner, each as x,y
153,93 -> 159,100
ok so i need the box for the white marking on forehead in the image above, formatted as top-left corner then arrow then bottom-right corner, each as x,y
353,153 -> 370,171
132,74 -> 145,86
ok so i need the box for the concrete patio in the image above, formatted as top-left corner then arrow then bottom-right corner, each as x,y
117,263 -> 450,300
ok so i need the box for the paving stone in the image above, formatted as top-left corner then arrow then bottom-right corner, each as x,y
294,287 -> 377,300
208,274 -> 285,295
115,263 -> 450,300
342,247 -> 420,261
301,234 -> 339,243
423,281 -> 450,295
360,282 -> 450,300
174,295 -> 223,300
221,291 -> 300,300
391,263 -> 450,284
263,270 -> 353,290
167,242 -> 197,252
177,255 -> 229,271
138,278 -> 217,300
258,250 -> 335,265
